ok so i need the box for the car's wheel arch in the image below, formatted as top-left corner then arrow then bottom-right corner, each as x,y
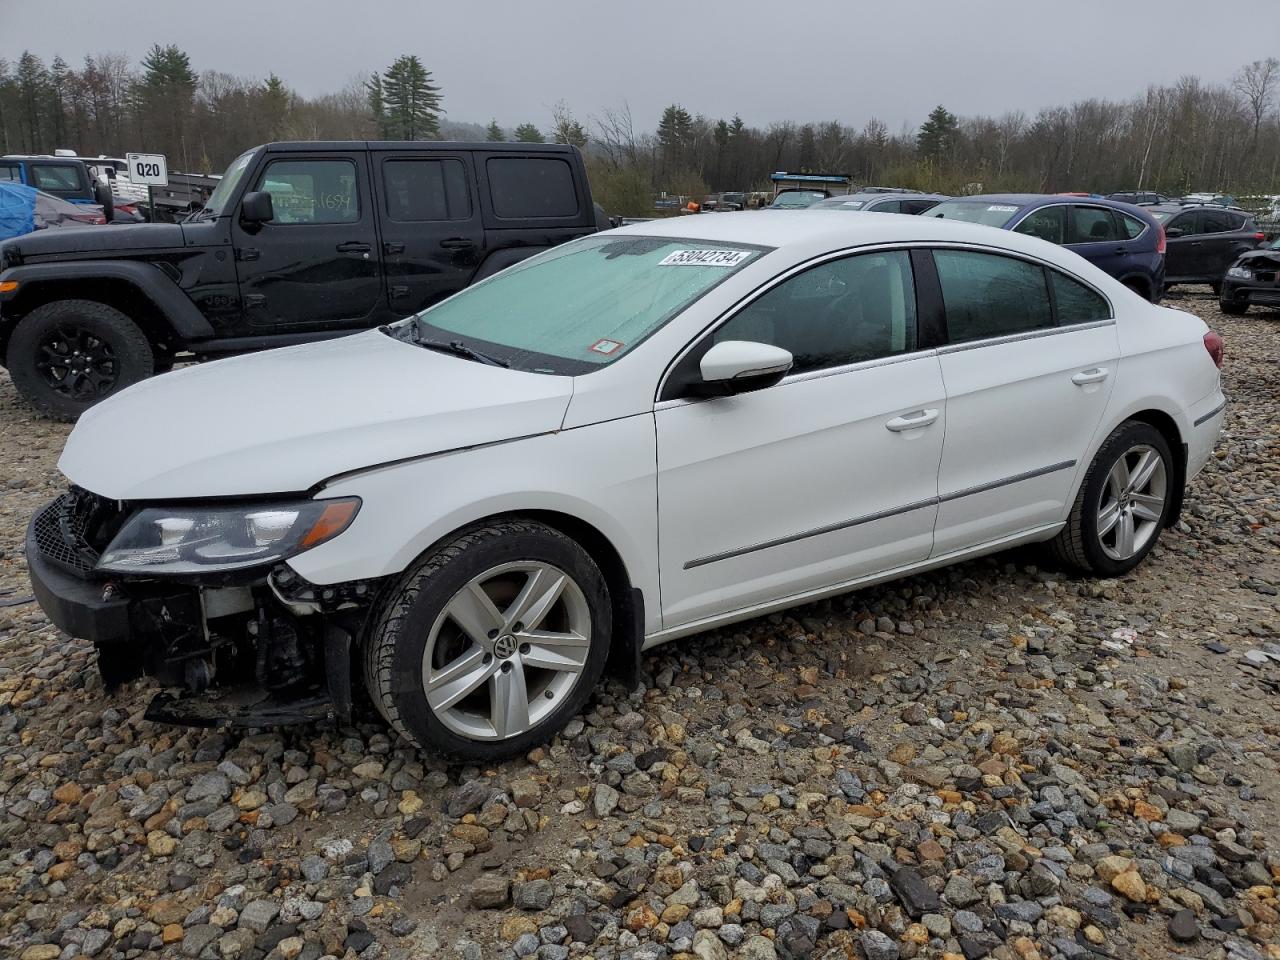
1076,404 -> 1188,527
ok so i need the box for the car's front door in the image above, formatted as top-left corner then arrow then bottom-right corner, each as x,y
928,248 -> 1119,555
373,152 -> 485,317
232,152 -> 383,331
1067,205 -> 1128,278
1163,210 -> 1203,280
655,249 -> 946,630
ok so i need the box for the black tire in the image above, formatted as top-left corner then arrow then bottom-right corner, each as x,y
7,300 -> 154,421
1219,299 -> 1249,315
364,520 -> 611,760
1210,281 -> 1222,296
1049,421 -> 1175,577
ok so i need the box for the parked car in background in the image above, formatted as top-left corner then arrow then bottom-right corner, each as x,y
1218,237 -> 1280,314
1,154 -> 114,217
1146,204 -> 1264,292
34,191 -> 105,228
926,195 -> 1165,300
810,191 -> 949,215
0,140 -> 610,420
767,189 -> 829,209
1181,193 -> 1239,209
27,211 -> 1226,758
1108,190 -> 1174,206
0,184 -> 104,241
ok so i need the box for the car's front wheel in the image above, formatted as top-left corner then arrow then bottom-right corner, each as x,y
365,520 -> 611,760
7,300 -> 154,420
1050,421 -> 1175,576
1219,298 -> 1249,315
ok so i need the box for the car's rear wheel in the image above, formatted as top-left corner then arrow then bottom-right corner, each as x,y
1049,421 -> 1174,576
365,520 -> 610,760
8,300 -> 154,421
1219,298 -> 1249,315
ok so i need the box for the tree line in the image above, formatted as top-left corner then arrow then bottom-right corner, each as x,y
1,46 -> 1276,216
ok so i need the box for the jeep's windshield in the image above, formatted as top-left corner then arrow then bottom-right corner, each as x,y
395,234 -> 768,375
202,149 -> 257,218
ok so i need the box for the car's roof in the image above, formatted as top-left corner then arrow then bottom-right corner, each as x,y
818,192 -> 949,204
608,209 -> 1061,253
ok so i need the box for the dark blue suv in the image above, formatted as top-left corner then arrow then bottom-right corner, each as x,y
926,195 -> 1165,301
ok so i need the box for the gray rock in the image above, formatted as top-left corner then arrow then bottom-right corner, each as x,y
237,899 -> 280,934
513,879 -> 554,911
859,929 -> 900,960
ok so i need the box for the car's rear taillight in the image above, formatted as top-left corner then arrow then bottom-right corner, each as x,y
1203,330 -> 1224,368
1255,232 -> 1266,242
1156,225 -> 1167,255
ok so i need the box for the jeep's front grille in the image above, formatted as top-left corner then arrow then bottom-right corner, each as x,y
31,488 -> 123,576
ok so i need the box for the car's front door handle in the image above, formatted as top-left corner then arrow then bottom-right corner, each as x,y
1071,367 -> 1110,386
440,237 -> 477,250
885,408 -> 939,432
336,241 -> 371,253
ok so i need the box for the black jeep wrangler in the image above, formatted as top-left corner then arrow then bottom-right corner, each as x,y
0,141 -> 608,419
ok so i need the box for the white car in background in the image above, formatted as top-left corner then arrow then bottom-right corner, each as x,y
27,212 -> 1226,759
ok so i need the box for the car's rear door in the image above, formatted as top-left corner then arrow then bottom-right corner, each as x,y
1067,205 -> 1128,279
372,150 -> 485,317
231,150 -> 383,331
1198,209 -> 1237,280
928,247 -> 1119,555
655,248 -> 946,629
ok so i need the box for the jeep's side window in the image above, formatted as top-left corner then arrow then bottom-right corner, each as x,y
486,157 -> 578,219
0,164 -> 20,182
255,159 -> 359,225
383,159 -> 471,221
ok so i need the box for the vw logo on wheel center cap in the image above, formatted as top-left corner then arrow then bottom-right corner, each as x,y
493,634 -> 518,659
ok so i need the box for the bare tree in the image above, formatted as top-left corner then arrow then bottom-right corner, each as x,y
1233,57 -> 1279,150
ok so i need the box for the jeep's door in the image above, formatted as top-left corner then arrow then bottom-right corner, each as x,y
372,152 -> 485,317
231,152 -> 382,331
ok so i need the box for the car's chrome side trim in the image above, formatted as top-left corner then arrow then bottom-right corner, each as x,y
684,495 -> 939,569
1193,400 -> 1227,427
936,319 -> 1115,355
682,459 -> 1077,569
651,522 -> 1066,648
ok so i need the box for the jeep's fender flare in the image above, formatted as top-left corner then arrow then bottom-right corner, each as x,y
471,247 -> 549,283
0,261 -> 215,340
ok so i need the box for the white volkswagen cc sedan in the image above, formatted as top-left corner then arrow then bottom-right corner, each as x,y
28,212 -> 1226,758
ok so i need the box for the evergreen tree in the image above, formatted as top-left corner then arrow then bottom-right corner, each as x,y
514,122 -> 543,143
15,52 -> 48,152
380,55 -> 442,140
656,104 -> 693,175
365,73 -> 388,138
551,101 -> 587,149
139,44 -> 196,159
262,74 -> 290,139
485,119 -> 504,141
917,104 -> 958,165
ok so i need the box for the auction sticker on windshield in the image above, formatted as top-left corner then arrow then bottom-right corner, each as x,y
987,204 -> 1019,213
589,339 -> 624,355
658,249 -> 754,267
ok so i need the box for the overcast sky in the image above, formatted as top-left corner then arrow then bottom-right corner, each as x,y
4,0 -> 1278,133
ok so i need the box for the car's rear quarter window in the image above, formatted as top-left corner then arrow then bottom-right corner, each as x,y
487,157 -> 578,219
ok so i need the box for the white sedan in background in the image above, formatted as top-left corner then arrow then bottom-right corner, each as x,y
29,212 -> 1226,759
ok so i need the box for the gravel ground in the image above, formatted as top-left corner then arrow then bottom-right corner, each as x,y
1,288 -> 1277,960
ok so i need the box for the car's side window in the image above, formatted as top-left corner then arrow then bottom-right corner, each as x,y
713,250 -> 918,375
1014,206 -> 1067,244
30,164 -> 81,191
486,157 -> 578,219
382,159 -> 471,221
0,163 -> 21,182
933,249 -> 1053,343
1200,210 -> 1232,234
1168,212 -> 1200,236
870,199 -> 902,213
255,159 -> 360,225
1070,206 -> 1121,243
1049,270 -> 1111,323
1120,214 -> 1147,239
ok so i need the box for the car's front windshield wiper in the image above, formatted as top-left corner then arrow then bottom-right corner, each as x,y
407,321 -> 509,368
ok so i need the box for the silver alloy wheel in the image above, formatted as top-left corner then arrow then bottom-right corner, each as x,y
1097,443 -> 1167,561
422,561 -> 592,741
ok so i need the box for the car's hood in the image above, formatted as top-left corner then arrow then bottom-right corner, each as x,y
6,221 -> 185,258
1237,247 -> 1280,266
59,331 -> 575,500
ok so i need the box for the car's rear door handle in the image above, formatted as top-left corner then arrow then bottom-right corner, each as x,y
440,237 -> 477,250
383,241 -> 406,255
336,241 -> 371,253
1071,367 -> 1109,386
885,408 -> 939,432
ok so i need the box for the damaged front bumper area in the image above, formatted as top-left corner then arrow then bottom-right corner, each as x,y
26,488 -> 381,727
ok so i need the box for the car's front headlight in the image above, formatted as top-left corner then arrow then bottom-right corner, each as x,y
96,498 -> 360,575
1227,266 -> 1253,280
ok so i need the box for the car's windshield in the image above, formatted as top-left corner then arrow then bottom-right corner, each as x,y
202,149 -> 256,217
927,200 -> 1022,227
813,197 -> 869,210
399,234 -> 768,375
770,191 -> 826,208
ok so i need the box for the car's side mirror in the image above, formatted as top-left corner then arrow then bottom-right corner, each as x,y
241,191 -> 274,225
694,340 -> 793,396
1165,226 -> 1185,238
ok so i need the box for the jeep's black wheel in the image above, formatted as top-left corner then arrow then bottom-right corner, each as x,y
8,300 -> 154,421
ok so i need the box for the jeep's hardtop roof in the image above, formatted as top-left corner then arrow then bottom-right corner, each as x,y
258,141 -> 578,154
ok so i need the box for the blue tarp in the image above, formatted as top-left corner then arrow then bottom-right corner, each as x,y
0,182 -> 37,241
